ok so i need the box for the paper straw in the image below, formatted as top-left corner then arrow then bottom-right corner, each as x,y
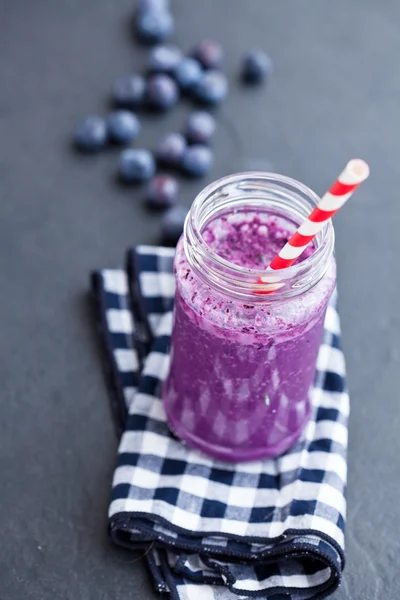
258,159 -> 370,287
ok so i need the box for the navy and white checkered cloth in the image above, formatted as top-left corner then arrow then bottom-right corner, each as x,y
91,245 -> 348,600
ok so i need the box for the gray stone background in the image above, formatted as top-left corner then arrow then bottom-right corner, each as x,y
1,1 -> 398,598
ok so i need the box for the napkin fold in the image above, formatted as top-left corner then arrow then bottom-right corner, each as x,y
91,245 -> 348,600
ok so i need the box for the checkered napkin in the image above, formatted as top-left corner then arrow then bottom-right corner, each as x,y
91,245 -> 349,600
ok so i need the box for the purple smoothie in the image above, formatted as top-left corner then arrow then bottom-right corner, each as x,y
163,209 -> 336,462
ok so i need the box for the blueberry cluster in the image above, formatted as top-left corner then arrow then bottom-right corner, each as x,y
117,110 -> 216,185
73,0 -> 272,245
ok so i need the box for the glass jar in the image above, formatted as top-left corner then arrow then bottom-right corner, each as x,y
163,172 -> 336,462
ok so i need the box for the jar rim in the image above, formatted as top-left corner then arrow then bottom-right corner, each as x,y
184,171 -> 335,302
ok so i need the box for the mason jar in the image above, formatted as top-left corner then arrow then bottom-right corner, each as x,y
163,172 -> 336,462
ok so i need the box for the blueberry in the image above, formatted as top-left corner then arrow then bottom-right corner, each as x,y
75,116 -> 107,152
192,40 -> 223,70
107,111 -> 141,145
154,132 -> 187,167
242,50 -> 273,83
146,175 -> 179,209
182,145 -> 213,177
161,205 -> 189,245
193,70 -> 228,105
148,44 -> 182,73
185,111 -> 216,144
118,148 -> 155,183
135,9 -> 173,44
112,74 -> 146,108
173,57 -> 203,91
146,74 -> 179,110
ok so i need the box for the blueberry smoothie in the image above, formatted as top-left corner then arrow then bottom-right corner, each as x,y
163,208 -> 336,462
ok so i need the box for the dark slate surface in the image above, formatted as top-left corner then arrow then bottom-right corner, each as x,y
1,1 -> 398,598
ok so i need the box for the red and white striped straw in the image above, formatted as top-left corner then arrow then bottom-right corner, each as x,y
259,159 -> 370,285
